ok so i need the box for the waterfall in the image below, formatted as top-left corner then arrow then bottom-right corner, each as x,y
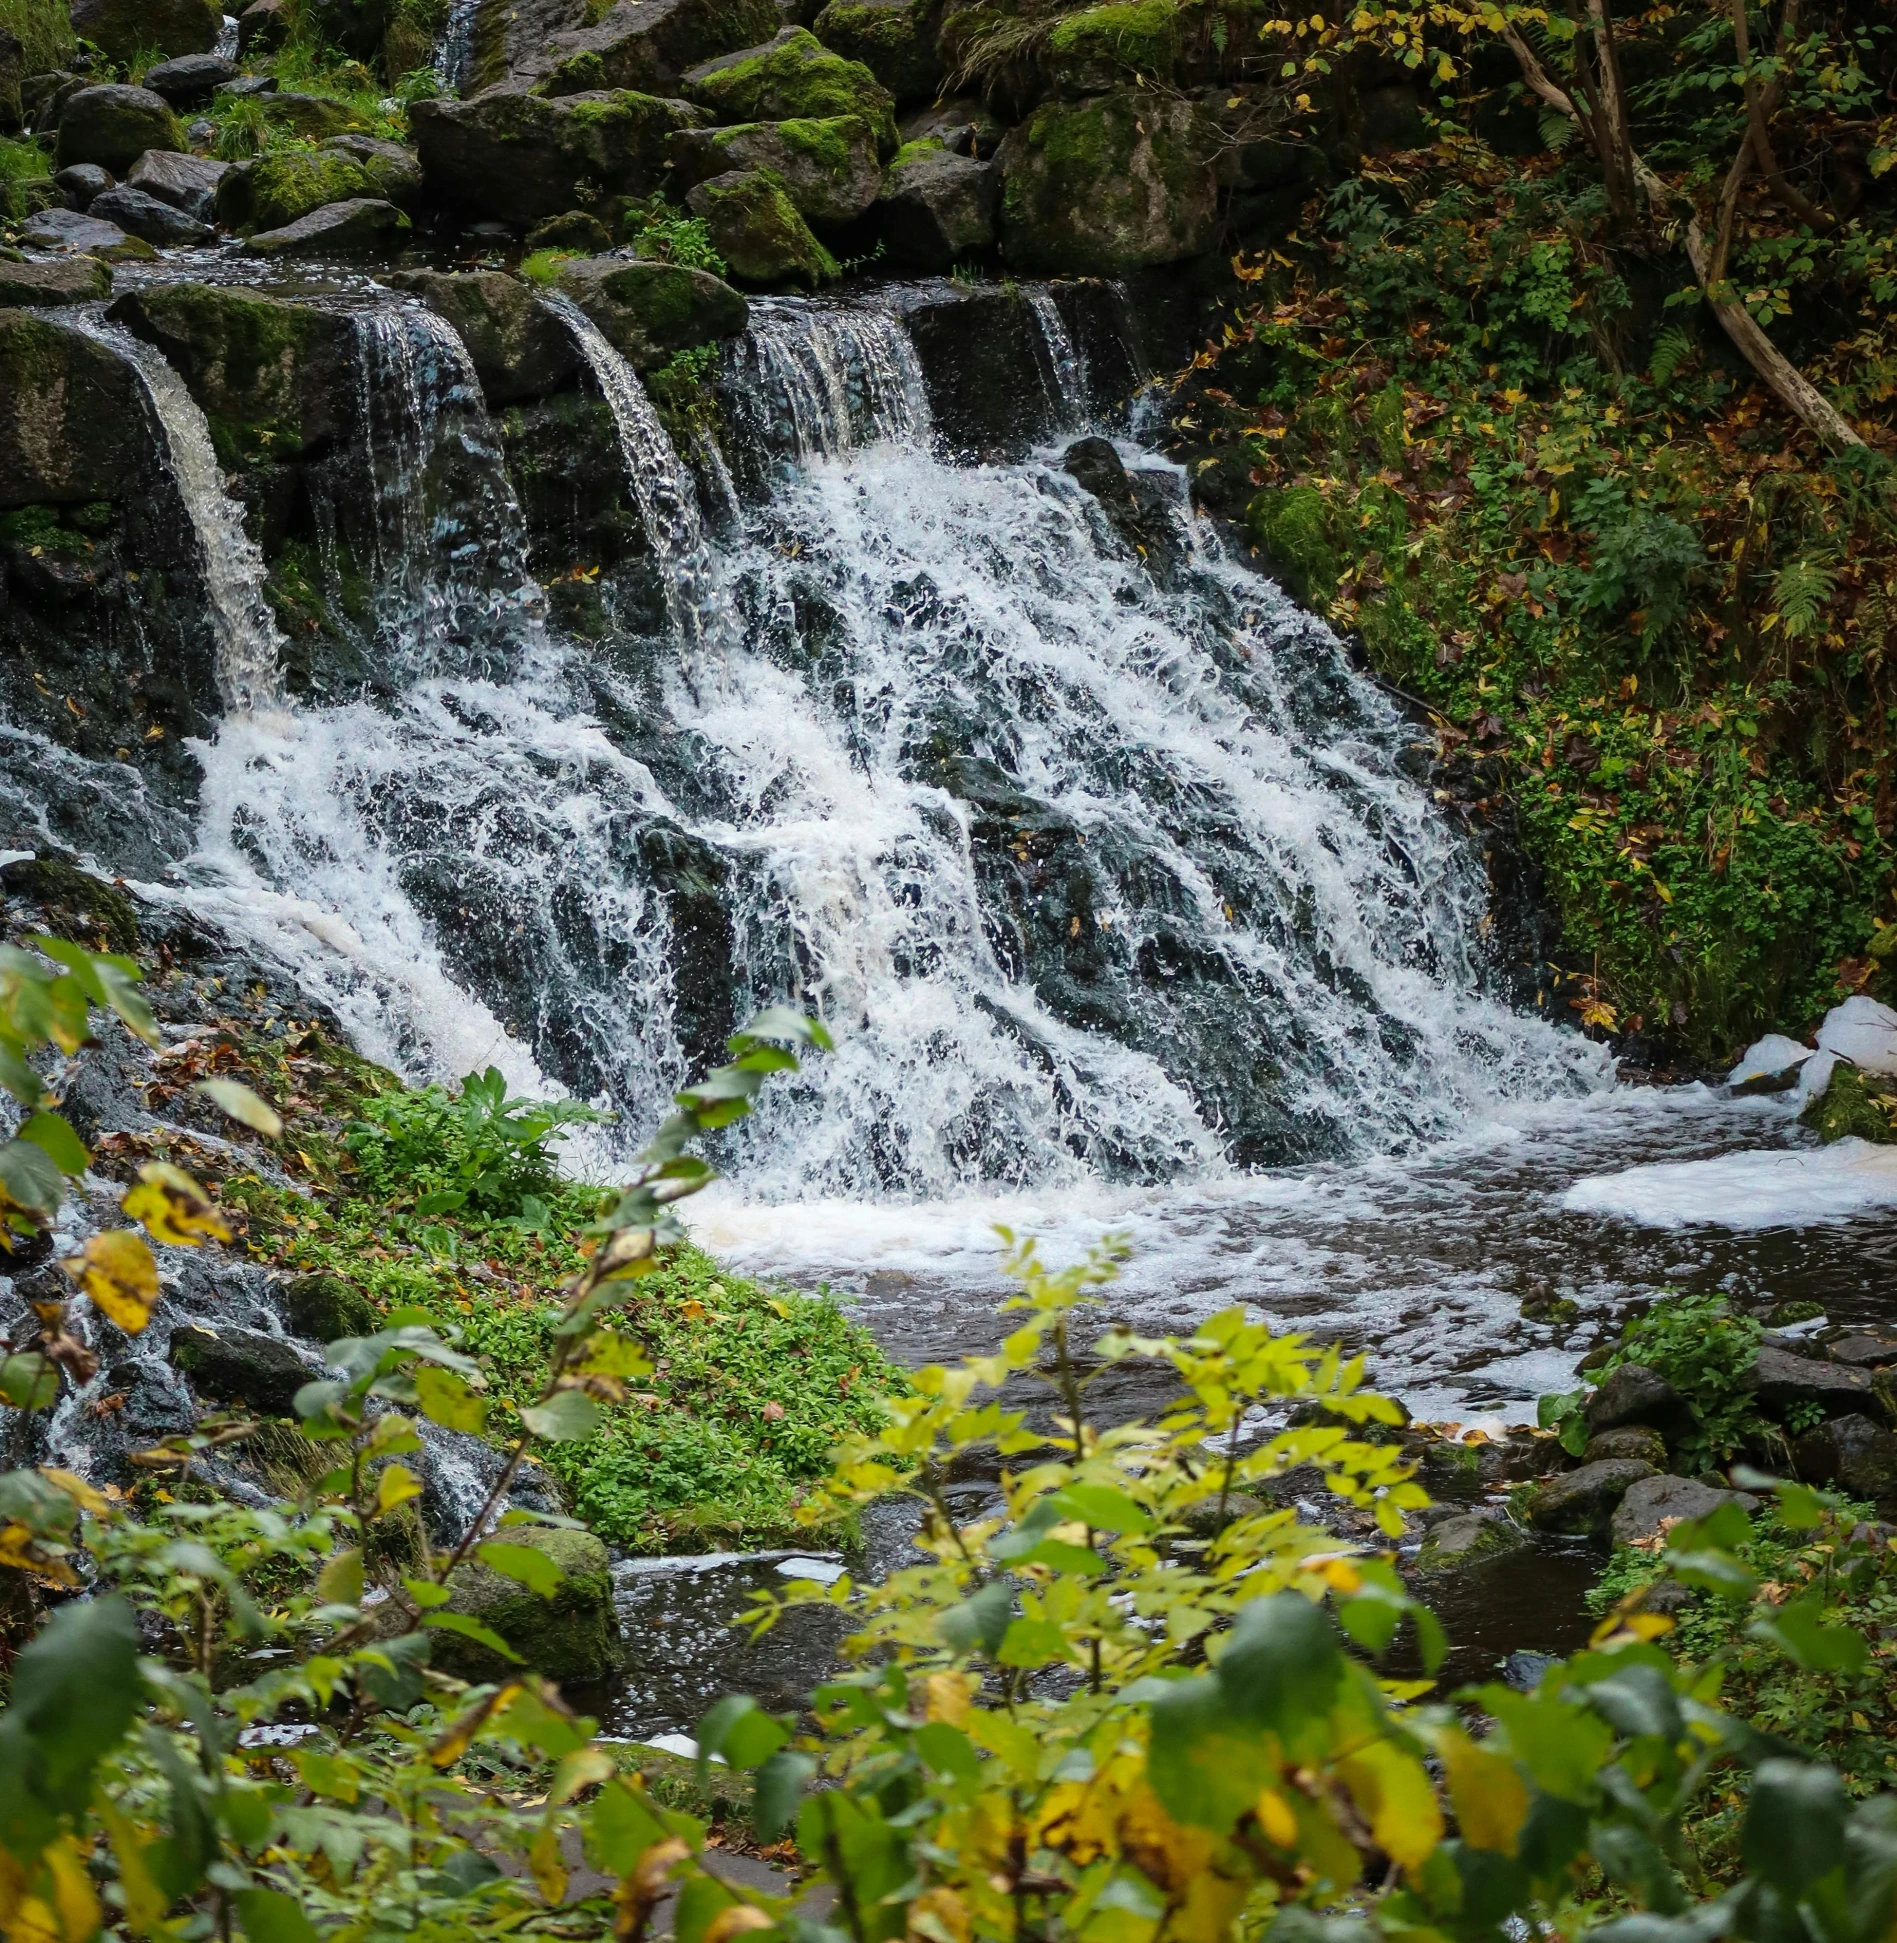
344,304 -> 545,682
214,12 -> 239,57
433,0 -> 481,91
723,299 -> 932,465
74,317 -> 286,716
1026,287 -> 1090,428
544,292 -> 723,646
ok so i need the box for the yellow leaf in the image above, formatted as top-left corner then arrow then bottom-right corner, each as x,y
1440,1729 -> 1528,1854
376,1463 -> 423,1513
61,1230 -> 159,1334
44,1838 -> 101,1943
39,1469 -> 111,1518
121,1162 -> 231,1247
1338,1739 -> 1443,1872
704,1910 -> 775,1943
193,1079 -> 284,1139
925,1670 -> 974,1726
1257,1787 -> 1298,1847
909,1887 -> 972,1943
551,1747 -> 618,1805
529,1823 -> 567,1906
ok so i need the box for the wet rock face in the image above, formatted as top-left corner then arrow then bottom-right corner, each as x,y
685,167 -> 839,286
89,183 -> 212,246
107,281 -> 355,469
997,88 -> 1217,273
0,310 -> 147,507
1793,1413 -> 1897,1517
1747,1343 -> 1875,1418
1583,1361 -> 1688,1437
70,0 -> 222,61
876,139 -> 996,268
1609,1474 -> 1759,1546
127,149 -> 228,220
1414,1508 -> 1528,1576
55,86 -> 187,175
554,254 -> 751,367
388,269 -> 583,405
901,282 -> 1058,456
18,204 -> 155,259
409,87 -> 704,228
168,1321 -> 317,1418
1062,435 -> 1185,585
0,254 -> 112,307
434,1525 -> 625,1684
668,112 -> 882,224
241,195 -> 411,256
811,0 -> 942,104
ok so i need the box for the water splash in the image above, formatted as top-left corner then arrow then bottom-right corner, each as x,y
544,292 -> 722,644
214,12 -> 239,58
73,316 -> 285,715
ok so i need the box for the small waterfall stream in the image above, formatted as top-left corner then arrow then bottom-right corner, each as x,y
74,316 -> 286,716
1025,287 -> 1090,427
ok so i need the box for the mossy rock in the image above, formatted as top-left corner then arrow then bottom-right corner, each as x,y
527,0 -> 783,97
877,138 -> 996,267
1042,0 -> 1177,91
280,1272 -> 380,1345
434,1525 -> 624,1685
106,281 -> 354,469
996,85 -> 1216,273
684,166 -> 838,288
54,85 -> 185,173
220,149 -> 374,233
0,0 -> 76,73
410,87 -> 705,227
69,0 -> 219,60
257,91 -> 376,141
555,252 -> 749,365
0,857 -> 138,952
0,255 -> 113,308
1801,1062 -> 1897,1144
386,267 -> 583,403
668,113 -> 880,224
1413,1511 -> 1528,1576
683,27 -> 898,153
528,208 -> 615,251
811,0 -> 941,104
0,311 -> 146,509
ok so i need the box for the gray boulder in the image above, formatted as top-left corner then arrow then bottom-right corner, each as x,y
1414,1510 -> 1528,1576
240,196 -> 411,255
553,254 -> 749,367
70,0 -> 222,61
386,269 -> 584,403
90,183 -> 212,245
127,148 -> 227,220
1582,1424 -> 1670,1468
523,0 -> 783,96
685,167 -> 837,287
1825,1332 -> 1897,1369
53,162 -> 112,208
877,139 -> 995,268
1584,1361 -> 1687,1435
55,84 -> 185,173
1610,1474 -> 1759,1546
667,113 -> 880,224
1793,1413 -> 1897,1516
140,53 -> 237,107
811,0 -> 940,102
409,87 -> 704,228
0,310 -> 145,508
1524,1458 -> 1656,1535
169,1321 -> 314,1417
1747,1343 -> 1876,1419
0,254 -> 112,305
18,205 -> 154,258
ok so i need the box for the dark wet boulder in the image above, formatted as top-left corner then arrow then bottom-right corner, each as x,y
281,1272 -> 380,1344
683,27 -> 897,150
901,94 -> 1003,155
0,254 -> 112,306
55,85 -> 186,174
0,858 -> 140,953
410,88 -> 703,228
1414,1510 -> 1528,1576
1827,1331 -> 1897,1369
89,183 -> 212,245
997,87 -> 1217,273
386,268 -> 583,403
70,0 -> 221,61
433,1525 -> 624,1684
1583,1361 -> 1687,1436
53,162 -> 112,208
1475,1429 -> 1570,1484
106,281 -> 354,466
1581,1424 -> 1669,1468
238,0 -> 289,53
899,281 -> 1055,456
321,133 -> 424,205
811,0 -> 941,103
215,146 -> 389,232
1793,1413 -> 1897,1515
18,205 -> 155,258
526,0 -> 783,96
140,53 -> 237,108
127,148 -> 227,220
876,138 -> 995,267
1062,434 -> 1185,583
1524,1457 -> 1656,1535
684,168 -> 837,287
240,196 -> 411,256
526,209 -> 615,251
667,113 -> 880,224
1747,1343 -> 1876,1419
169,1321 -> 314,1417
0,310 -> 146,507
1040,0 -> 1178,94
553,254 -> 748,367
1610,1474 -> 1758,1545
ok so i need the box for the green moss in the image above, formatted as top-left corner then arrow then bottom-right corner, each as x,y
0,505 -> 94,559
693,166 -> 838,288
1045,0 -> 1178,74
520,248 -> 577,284
1801,1064 -> 1896,1145
728,113 -> 862,178
0,0 -> 77,71
888,135 -> 946,170
542,47 -> 606,93
243,148 -> 372,231
684,28 -> 897,149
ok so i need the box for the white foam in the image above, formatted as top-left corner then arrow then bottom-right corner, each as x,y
1728,1033 -> 1810,1086
1562,1137 -> 1897,1229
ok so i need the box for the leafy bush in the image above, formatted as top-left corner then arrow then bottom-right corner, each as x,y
621,193 -> 726,276
1580,508 -> 1707,645
343,1065 -> 607,1219
1603,1291 -> 1764,1472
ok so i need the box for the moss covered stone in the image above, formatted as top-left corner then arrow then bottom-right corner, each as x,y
683,27 -> 898,153
221,149 -> 373,233
684,165 -> 838,288
0,311 -> 145,508
107,281 -> 353,469
996,86 -> 1215,273
281,1271 -> 380,1344
668,113 -> 880,224
1802,1063 -> 1897,1144
433,1524 -> 624,1685
410,87 -> 704,227
0,856 -> 138,952
877,138 -> 996,267
54,86 -> 185,174
0,0 -> 75,74
811,0 -> 941,104
257,91 -> 375,141
556,252 -> 749,364
1043,0 -> 1177,91
525,0 -> 783,97
0,255 -> 112,307
69,0 -> 220,60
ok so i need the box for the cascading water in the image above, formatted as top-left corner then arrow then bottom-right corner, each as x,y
433,0 -> 481,92
1025,287 -> 1090,428
73,316 -> 286,716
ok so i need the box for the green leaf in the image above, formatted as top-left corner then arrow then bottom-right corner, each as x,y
17,1110 -> 88,1176
476,1540 -> 564,1598
1745,1759 -> 1846,1896
752,1749 -> 815,1843
519,1389 -> 602,1442
316,1547 -> 363,1608
938,1580 -> 1014,1657
234,1887 -> 324,1943
1213,1593 -> 1344,1734
1583,1664 -> 1682,1743
1147,1673 -> 1275,1831
1051,1482 -> 1153,1533
415,1189 -> 469,1215
416,1365 -> 488,1435
424,1611 -> 523,1662
696,1695 -> 759,1782
0,1136 -> 65,1217
722,1708 -> 790,1772
587,1778 -> 671,1877
1479,1689 -> 1614,1803
402,1576 -> 453,1610
0,1352 -> 58,1410
193,1080 -> 283,1138
1750,1596 -> 1870,1672
0,1592 -> 141,1833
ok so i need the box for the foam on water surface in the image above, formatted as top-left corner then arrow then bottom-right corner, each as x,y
1562,1138 -> 1897,1230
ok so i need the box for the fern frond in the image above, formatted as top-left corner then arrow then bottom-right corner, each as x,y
1649,326 -> 1696,387
1771,557 -> 1839,640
